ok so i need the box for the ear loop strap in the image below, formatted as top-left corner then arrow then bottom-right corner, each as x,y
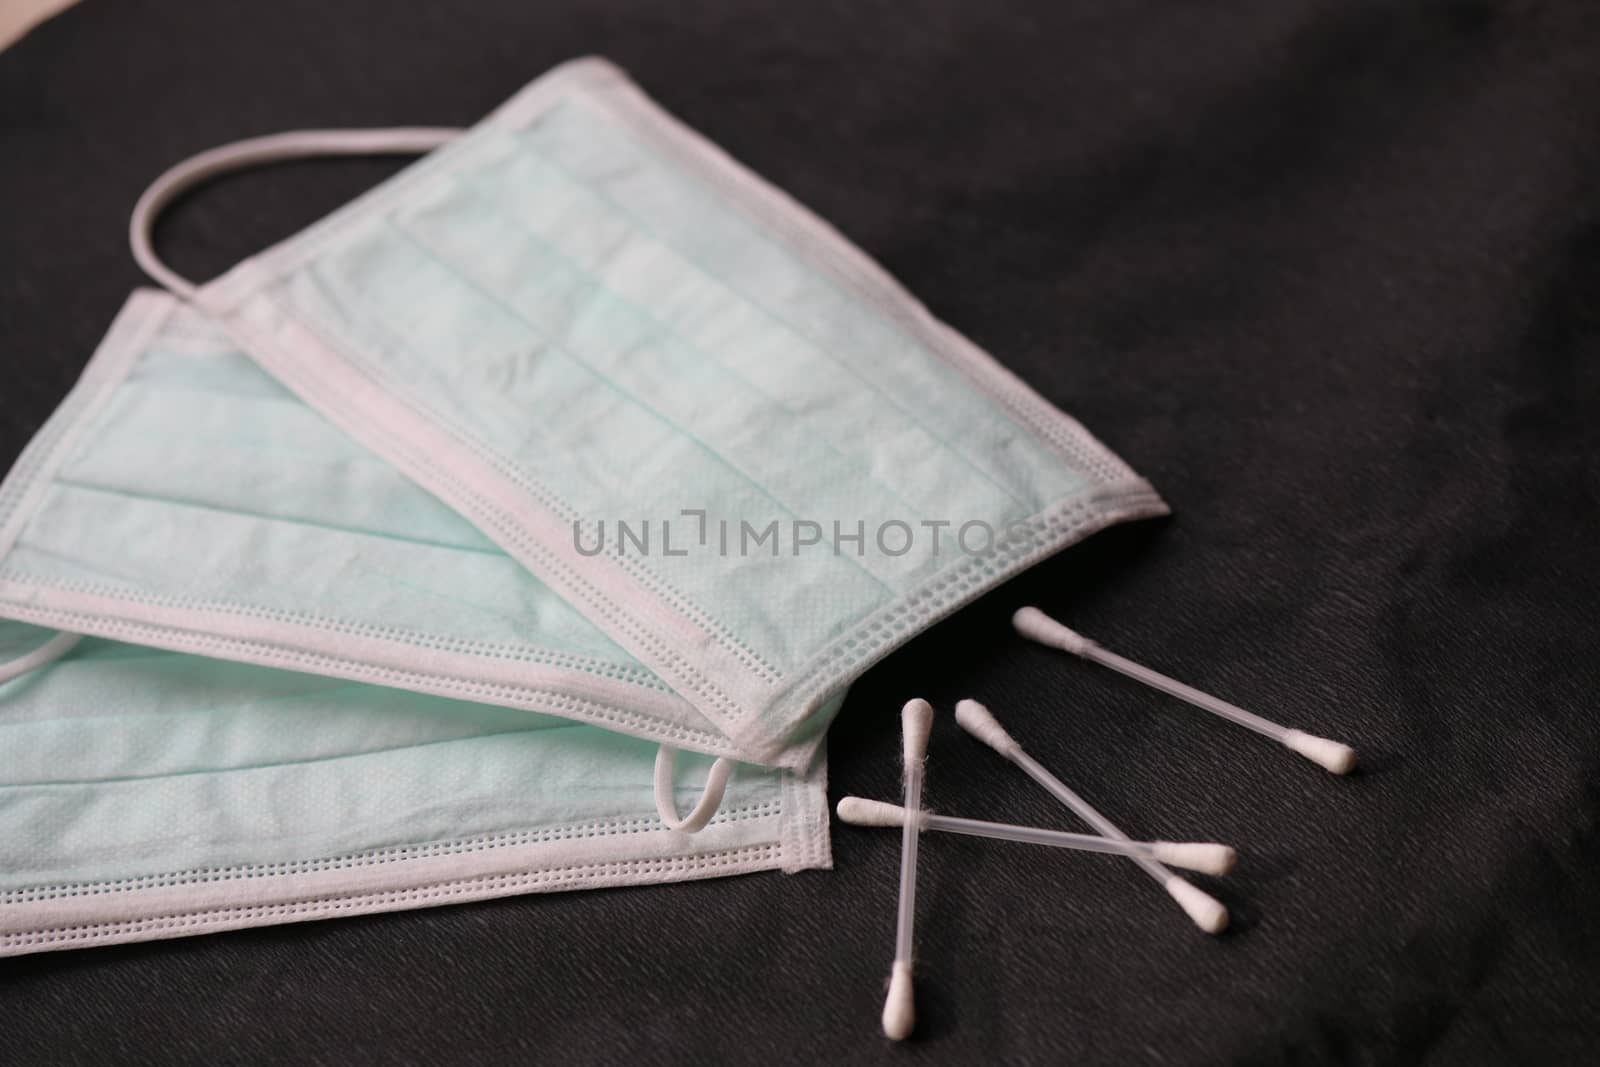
653,748 -> 736,833
130,127 -> 462,300
0,632 -> 82,684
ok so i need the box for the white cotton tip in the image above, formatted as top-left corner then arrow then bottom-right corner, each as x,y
1012,606 -> 1092,656
837,796 -> 921,829
1151,842 -> 1238,877
1282,729 -> 1357,775
882,960 -> 915,1041
1164,877 -> 1229,934
954,698 -> 1020,757
901,698 -> 934,766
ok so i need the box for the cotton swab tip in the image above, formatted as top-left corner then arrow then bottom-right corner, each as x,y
1282,730 -> 1357,774
1164,877 -> 1229,934
1012,606 -> 1092,655
837,796 -> 920,829
901,698 -> 934,765
1151,841 -> 1238,876
882,960 -> 915,1040
954,698 -> 1020,757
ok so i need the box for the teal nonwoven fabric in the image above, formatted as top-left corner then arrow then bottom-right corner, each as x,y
0,291 -> 750,762
0,618 -> 827,956
195,58 -> 1166,762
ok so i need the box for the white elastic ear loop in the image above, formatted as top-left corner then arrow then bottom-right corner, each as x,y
130,127 -> 462,300
653,748 -> 736,834
0,632 -> 82,684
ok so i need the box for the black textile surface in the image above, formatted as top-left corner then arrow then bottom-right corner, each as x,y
3,1 -> 1598,1062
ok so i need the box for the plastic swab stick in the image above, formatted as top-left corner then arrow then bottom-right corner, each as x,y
1013,607 -> 1357,775
837,797 -> 1237,876
884,698 -> 933,1041
955,699 -> 1229,934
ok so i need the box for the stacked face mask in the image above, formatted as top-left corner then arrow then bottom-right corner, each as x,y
1,292 -> 763,764
0,57 -> 1164,953
0,618 -> 826,955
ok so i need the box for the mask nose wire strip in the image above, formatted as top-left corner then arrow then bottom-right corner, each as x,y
129,127 -> 463,301
652,748 -> 736,833
0,632 -> 82,685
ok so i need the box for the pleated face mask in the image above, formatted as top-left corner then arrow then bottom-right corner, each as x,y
0,290 -> 794,768
0,618 -> 828,956
125,57 -> 1166,765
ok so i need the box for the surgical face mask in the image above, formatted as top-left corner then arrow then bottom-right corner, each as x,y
0,618 -> 828,957
128,57 -> 1166,766
0,289 -> 768,766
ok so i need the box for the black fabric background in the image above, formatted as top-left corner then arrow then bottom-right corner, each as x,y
3,1 -> 1599,1062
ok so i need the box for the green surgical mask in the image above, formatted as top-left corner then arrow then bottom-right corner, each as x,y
0,618 -> 828,957
122,57 -> 1165,765
0,289 -> 834,863
0,290 -> 751,765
